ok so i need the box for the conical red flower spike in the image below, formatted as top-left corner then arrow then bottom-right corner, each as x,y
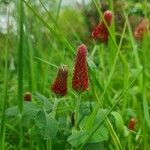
128,117 -> 136,130
72,44 -> 89,93
92,10 -> 113,42
134,19 -> 149,40
51,65 -> 68,97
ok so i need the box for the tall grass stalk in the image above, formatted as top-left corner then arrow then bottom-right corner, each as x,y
18,0 -> 24,148
0,6 -> 9,150
24,13 -> 36,92
142,1 -> 150,149
56,0 -> 62,21
47,139 -> 52,150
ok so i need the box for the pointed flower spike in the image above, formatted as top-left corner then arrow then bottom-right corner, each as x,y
103,10 -> 113,25
128,117 -> 136,130
72,44 -> 89,93
92,10 -> 113,42
51,65 -> 68,97
134,18 -> 149,40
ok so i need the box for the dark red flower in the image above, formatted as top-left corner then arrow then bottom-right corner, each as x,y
92,22 -> 109,42
51,65 -> 68,97
128,118 -> 136,130
72,44 -> 89,93
92,10 -> 113,42
103,10 -> 113,25
134,19 -> 149,40
24,92 -> 32,101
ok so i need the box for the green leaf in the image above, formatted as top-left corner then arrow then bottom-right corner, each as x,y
143,96 -> 150,129
35,110 -> 59,139
84,105 -> 99,130
80,101 -> 91,116
43,113 -> 59,139
94,109 -> 107,126
33,92 -> 53,111
35,110 -> 47,133
89,125 -> 109,143
29,125 -> 42,143
84,142 -> 106,150
67,129 -> 88,147
22,102 -> 40,119
5,102 -> 39,119
5,106 -> 19,117
85,108 -> 106,133
22,102 -> 40,127
111,112 -> 124,133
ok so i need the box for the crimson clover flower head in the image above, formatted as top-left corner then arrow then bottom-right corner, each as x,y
134,19 -> 149,40
51,65 -> 68,97
128,117 -> 136,130
24,92 -> 32,101
72,44 -> 89,93
92,10 -> 113,42
103,10 -> 113,25
92,22 -> 109,42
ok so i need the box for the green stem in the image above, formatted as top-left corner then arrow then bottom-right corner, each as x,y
52,97 -> 60,118
106,118 -> 122,150
18,0 -> 24,148
23,13 -> 36,92
47,97 -> 60,150
56,0 -> 62,21
142,15 -> 150,148
75,94 -> 81,128
123,10 -> 142,88
0,6 -> 9,150
47,139 -> 52,150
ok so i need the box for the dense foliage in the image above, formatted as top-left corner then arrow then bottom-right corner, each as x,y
0,0 -> 150,150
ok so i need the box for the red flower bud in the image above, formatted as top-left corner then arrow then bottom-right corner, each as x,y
92,10 -> 113,42
92,22 -> 109,42
134,19 -> 149,40
103,10 -> 113,25
128,118 -> 136,130
24,92 -> 32,101
72,44 -> 89,93
51,65 -> 68,97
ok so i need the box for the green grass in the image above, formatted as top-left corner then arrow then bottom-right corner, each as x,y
0,8 -> 9,150
0,0 -> 150,149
